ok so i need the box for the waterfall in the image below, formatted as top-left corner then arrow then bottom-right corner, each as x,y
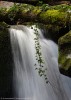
9,25 -> 71,100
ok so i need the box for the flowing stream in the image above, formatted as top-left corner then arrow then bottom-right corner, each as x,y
9,25 -> 71,100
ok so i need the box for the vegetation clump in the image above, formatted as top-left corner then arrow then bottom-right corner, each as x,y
31,25 -> 48,83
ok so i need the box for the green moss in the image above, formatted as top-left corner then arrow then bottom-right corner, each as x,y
32,6 -> 41,16
58,31 -> 71,45
20,5 -> 42,20
40,4 -> 50,11
58,30 -> 71,72
59,52 -> 71,70
50,4 -> 71,11
40,9 -> 68,25
20,4 -> 33,14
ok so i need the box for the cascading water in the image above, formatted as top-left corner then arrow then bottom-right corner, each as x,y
9,25 -> 71,100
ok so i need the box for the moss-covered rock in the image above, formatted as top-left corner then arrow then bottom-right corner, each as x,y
58,31 -> 71,77
0,3 -> 71,27
58,30 -> 71,45
39,9 -> 69,26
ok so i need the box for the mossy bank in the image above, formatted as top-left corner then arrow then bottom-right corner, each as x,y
0,3 -> 71,26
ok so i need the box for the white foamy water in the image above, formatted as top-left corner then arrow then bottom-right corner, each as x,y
9,25 -> 71,100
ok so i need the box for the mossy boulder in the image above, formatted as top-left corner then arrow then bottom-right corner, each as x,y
58,31 -> 71,77
0,3 -> 71,27
39,9 -> 69,26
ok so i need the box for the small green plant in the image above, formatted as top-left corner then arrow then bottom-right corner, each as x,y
8,4 -> 20,21
31,25 -> 48,83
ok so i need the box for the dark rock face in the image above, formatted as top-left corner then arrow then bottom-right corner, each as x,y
0,28 -> 14,98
